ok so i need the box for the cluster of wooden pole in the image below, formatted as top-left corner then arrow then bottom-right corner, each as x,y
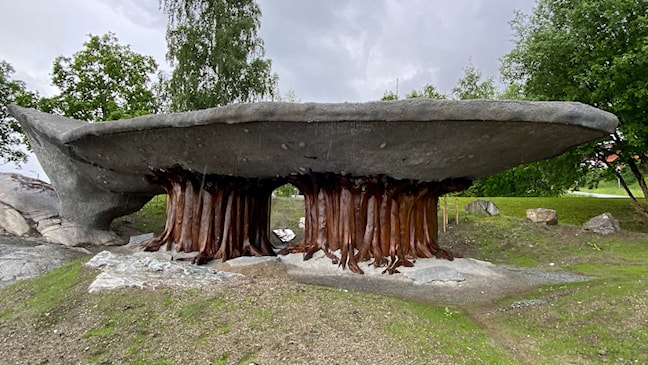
141,169 -> 282,264
441,197 -> 461,233
283,174 -> 470,274
141,169 -> 470,274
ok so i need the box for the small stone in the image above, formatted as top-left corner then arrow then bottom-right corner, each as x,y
526,208 -> 558,225
582,213 -> 620,235
465,199 -> 500,216
273,228 -> 296,243
598,349 -> 606,356
0,202 -> 31,236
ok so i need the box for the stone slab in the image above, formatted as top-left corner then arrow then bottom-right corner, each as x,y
84,251 -> 242,293
9,100 -> 618,195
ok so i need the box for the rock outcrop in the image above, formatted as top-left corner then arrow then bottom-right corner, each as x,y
0,173 -> 123,246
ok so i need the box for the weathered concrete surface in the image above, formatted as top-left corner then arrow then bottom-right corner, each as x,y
84,251 -> 242,293
0,173 -> 59,223
6,109 -> 155,229
9,100 -> 617,191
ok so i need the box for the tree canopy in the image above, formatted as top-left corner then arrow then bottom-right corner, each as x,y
161,0 -> 278,111
0,60 -> 38,164
451,61 -> 496,100
43,33 -> 159,122
501,0 -> 648,210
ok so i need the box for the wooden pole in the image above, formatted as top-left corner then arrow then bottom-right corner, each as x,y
443,196 -> 448,233
455,198 -> 459,225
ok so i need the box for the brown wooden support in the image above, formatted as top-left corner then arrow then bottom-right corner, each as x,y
141,168 -> 283,263
282,173 -> 471,274
141,168 -> 470,274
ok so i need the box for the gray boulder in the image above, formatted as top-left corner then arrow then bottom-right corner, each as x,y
84,251 -> 242,293
582,213 -> 620,235
465,199 -> 500,216
0,203 -> 31,236
526,208 -> 558,225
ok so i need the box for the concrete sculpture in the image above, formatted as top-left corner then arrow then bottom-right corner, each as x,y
9,100 -> 618,273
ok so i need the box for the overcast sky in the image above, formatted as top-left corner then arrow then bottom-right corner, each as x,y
0,0 -> 536,178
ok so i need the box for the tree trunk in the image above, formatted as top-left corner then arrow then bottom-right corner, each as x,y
282,174 -> 471,274
141,168 -> 283,262
626,158 -> 648,207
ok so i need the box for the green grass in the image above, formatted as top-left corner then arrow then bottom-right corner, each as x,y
40,192 -> 644,364
24,259 -> 88,318
384,300 -> 517,363
444,196 -> 647,232
125,194 -> 168,233
270,195 -> 305,231
579,179 -> 644,198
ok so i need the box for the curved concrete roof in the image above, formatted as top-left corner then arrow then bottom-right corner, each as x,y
9,99 -> 617,193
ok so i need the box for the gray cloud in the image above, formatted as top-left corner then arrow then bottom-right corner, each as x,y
1,0 -> 534,101
259,0 -> 535,101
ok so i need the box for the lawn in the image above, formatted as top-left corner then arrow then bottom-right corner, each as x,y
5,193 -> 647,364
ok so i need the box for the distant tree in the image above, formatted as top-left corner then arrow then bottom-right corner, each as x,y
381,83 -> 445,101
381,90 -> 399,101
501,0 -> 648,213
451,61 -> 496,100
0,59 -> 39,165
406,84 -> 446,100
161,0 -> 278,111
275,89 -> 299,103
43,33 -> 159,122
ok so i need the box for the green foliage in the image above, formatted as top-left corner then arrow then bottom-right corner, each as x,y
161,0 -> 278,111
274,89 -> 299,103
43,32 -> 159,122
0,59 -> 38,164
501,0 -> 648,205
469,151 -> 586,197
274,184 -> 297,197
451,61 -> 497,100
381,90 -> 399,100
405,84 -> 446,99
